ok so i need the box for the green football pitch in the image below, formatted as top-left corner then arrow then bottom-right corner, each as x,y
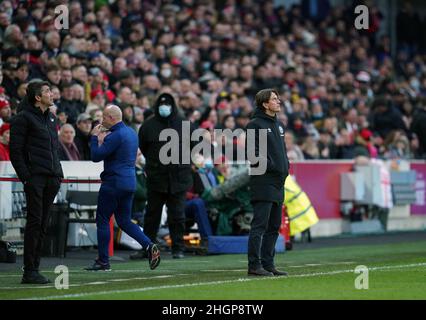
0,240 -> 425,300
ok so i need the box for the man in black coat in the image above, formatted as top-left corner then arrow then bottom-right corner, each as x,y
74,113 -> 92,160
371,97 -> 407,139
245,89 -> 289,277
138,93 -> 193,259
411,105 -> 426,158
9,80 -> 63,284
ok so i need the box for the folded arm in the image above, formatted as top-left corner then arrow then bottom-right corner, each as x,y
90,132 -> 121,162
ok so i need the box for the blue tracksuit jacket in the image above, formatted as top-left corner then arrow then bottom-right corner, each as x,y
90,122 -> 138,191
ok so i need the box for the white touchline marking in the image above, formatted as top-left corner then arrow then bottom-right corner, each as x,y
287,265 -> 307,268
201,269 -> 247,272
38,269 -> 182,273
0,274 -> 189,290
19,262 -> 426,300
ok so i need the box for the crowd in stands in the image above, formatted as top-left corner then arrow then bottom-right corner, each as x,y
1,0 -> 426,236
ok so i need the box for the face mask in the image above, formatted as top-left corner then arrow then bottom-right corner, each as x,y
204,160 -> 214,170
410,80 -> 420,91
161,69 -> 172,78
158,104 -> 172,118
28,24 -> 36,33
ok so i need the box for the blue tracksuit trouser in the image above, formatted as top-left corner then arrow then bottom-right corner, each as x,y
96,184 -> 152,263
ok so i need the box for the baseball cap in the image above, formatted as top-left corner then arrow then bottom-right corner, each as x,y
0,123 -> 10,136
360,128 -> 373,140
90,89 -> 104,100
76,113 -> 92,123
158,94 -> 174,105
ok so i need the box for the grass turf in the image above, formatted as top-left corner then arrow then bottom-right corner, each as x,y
0,240 -> 425,300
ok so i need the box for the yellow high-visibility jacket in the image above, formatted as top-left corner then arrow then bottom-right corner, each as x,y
284,175 -> 319,236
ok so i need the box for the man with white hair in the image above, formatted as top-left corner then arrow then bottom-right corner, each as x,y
58,123 -> 80,161
86,105 -> 160,271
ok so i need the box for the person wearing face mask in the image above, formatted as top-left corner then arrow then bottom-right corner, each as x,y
138,93 -> 194,259
159,63 -> 174,85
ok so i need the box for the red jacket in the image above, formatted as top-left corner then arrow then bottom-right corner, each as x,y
0,143 -> 10,161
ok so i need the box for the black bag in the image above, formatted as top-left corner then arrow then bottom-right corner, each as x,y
0,241 -> 17,263
232,211 -> 253,235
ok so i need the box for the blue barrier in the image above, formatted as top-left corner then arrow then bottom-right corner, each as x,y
207,235 -> 285,254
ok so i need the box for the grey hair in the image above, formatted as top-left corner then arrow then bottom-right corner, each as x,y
60,123 -> 76,137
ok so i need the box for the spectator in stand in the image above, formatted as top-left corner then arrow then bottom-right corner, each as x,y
410,104 -> 426,158
185,154 -> 216,239
354,128 -> 378,159
285,130 -> 305,162
0,97 -> 11,126
371,97 -> 407,139
337,127 -> 357,159
1,61 -> 19,99
58,124 -> 81,161
385,134 -> 412,160
45,64 -> 62,87
131,148 -> 148,227
317,128 -> 338,159
86,89 -> 106,114
74,113 -> 92,161
58,82 -> 78,125
301,135 -> 320,159
0,122 -> 10,160
90,108 -> 103,124
1,0 -> 425,163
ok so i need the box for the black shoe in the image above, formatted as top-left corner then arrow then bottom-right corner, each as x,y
129,250 -> 148,260
147,244 -> 161,270
85,259 -> 111,271
264,267 -> 288,276
172,251 -> 184,259
247,268 -> 274,277
21,271 -> 51,284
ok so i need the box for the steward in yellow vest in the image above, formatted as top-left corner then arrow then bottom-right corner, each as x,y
284,175 -> 319,236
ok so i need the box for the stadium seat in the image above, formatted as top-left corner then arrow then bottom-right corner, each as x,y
64,190 -> 98,257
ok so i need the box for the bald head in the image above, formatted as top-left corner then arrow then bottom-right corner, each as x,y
105,105 -> 122,120
102,104 -> 123,128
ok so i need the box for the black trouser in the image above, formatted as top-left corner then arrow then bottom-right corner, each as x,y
247,201 -> 282,270
23,175 -> 60,273
144,189 -> 186,253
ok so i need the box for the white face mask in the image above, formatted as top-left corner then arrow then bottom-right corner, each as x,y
161,69 -> 172,78
410,79 -> 420,91
28,24 -> 36,33
158,104 -> 172,117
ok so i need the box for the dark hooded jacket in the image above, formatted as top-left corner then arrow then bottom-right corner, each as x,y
411,107 -> 426,157
245,108 -> 289,202
138,93 -> 193,193
9,97 -> 63,183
